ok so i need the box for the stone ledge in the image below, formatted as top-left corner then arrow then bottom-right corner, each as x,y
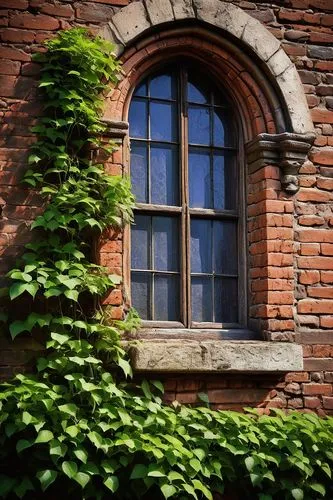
128,340 -> 303,373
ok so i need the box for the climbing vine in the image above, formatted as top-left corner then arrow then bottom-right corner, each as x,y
0,28 -> 333,500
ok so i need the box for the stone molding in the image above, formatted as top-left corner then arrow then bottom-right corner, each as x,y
101,119 -> 128,142
101,0 -> 314,135
128,340 -> 304,373
246,132 -> 316,193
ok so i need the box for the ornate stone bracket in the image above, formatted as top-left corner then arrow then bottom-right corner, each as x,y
246,132 -> 316,194
101,118 -> 129,143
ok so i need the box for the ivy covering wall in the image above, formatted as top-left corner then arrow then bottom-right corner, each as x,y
0,28 -> 333,500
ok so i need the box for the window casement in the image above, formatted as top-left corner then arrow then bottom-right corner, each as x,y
129,63 -> 246,330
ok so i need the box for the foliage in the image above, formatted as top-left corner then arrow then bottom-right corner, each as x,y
0,27 -> 333,500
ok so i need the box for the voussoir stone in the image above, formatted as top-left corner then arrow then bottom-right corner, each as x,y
267,47 -> 293,77
170,0 -> 195,20
241,16 -> 280,62
110,2 -> 151,45
144,0 -> 174,25
129,341 -> 303,373
193,0 -> 249,40
100,24 -> 124,56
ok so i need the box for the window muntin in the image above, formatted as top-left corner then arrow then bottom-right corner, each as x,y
129,65 -> 242,328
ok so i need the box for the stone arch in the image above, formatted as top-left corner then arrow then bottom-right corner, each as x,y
100,0 -> 314,137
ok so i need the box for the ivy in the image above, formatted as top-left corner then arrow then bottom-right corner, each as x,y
0,27 -> 333,500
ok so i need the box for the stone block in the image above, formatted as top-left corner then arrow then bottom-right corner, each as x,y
110,2 -> 151,45
170,0 -> 194,20
144,0 -> 174,25
268,48 -> 293,77
193,0 -> 248,40
242,16 -> 281,62
129,340 -> 303,373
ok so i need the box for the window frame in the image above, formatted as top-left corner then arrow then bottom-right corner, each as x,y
127,61 -> 248,332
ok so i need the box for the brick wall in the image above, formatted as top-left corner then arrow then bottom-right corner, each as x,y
0,0 -> 333,414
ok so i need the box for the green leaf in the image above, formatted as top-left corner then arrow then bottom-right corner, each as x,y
310,484 -> 326,496
62,461 -> 78,479
58,403 -> 77,417
9,282 -> 28,300
35,430 -> 54,444
130,464 -> 147,479
161,484 -> 177,499
50,332 -> 70,345
245,456 -> 255,472
16,439 -> 33,453
22,411 -> 33,425
36,470 -> 58,492
74,472 -> 90,488
74,448 -> 88,464
104,476 -> 119,493
291,489 -> 304,500
118,357 -> 132,378
64,289 -> 79,301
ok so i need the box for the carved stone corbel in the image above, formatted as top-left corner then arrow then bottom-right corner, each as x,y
101,119 -> 129,143
246,132 -> 316,193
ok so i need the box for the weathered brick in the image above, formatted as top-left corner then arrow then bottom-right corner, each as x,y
9,13 -> 59,30
298,299 -> 333,314
304,397 -> 321,409
302,383 -> 332,395
320,316 -> 333,328
323,397 -> 333,409
0,0 -> 28,8
0,28 -> 34,43
297,229 -> 333,243
0,46 -> 30,62
40,3 -> 74,17
308,286 -> 333,298
75,2 -> 116,22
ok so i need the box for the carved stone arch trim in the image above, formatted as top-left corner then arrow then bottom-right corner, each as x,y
101,0 -> 314,136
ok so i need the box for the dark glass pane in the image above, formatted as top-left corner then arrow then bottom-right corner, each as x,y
215,278 -> 238,323
191,276 -> 212,322
150,73 -> 175,100
188,106 -> 210,145
213,221 -> 238,275
151,144 -> 179,206
131,215 -> 150,270
150,102 -> 177,142
131,141 -> 148,203
213,152 -> 237,210
214,108 -> 234,147
154,274 -> 179,321
131,272 -> 150,320
134,80 -> 147,97
189,149 -> 211,208
187,76 -> 209,104
129,99 -> 148,139
153,216 -> 179,271
191,219 -> 212,273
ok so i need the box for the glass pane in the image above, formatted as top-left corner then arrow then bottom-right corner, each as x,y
150,73 -> 175,100
154,274 -> 179,321
191,219 -> 212,273
214,108 -> 234,147
191,276 -> 212,322
131,215 -> 150,270
213,221 -> 238,275
131,272 -> 150,320
215,278 -> 238,323
151,144 -> 179,206
134,80 -> 147,97
131,141 -> 148,203
213,152 -> 237,209
129,99 -> 148,139
150,101 -> 177,142
153,216 -> 179,271
187,76 -> 209,104
188,106 -> 210,145
189,149 -> 211,208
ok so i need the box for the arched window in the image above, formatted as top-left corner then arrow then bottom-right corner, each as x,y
129,64 -> 245,329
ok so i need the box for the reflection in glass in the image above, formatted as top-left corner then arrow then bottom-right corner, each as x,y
151,145 -> 179,206
191,219 -> 212,273
131,215 -> 150,270
191,277 -> 212,322
150,73 -> 175,100
131,272 -> 150,320
129,99 -> 147,139
187,77 -> 209,104
154,275 -> 179,321
189,149 -> 211,208
213,221 -> 238,274
131,142 -> 147,203
188,106 -> 210,145
215,278 -> 238,323
153,217 -> 179,272
134,81 -> 147,97
150,102 -> 177,142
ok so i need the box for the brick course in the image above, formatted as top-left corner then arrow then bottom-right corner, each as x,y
0,0 -> 332,415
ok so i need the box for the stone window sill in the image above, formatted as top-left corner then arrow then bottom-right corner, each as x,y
127,336 -> 303,373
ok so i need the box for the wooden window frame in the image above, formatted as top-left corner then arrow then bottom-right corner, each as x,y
129,63 -> 248,331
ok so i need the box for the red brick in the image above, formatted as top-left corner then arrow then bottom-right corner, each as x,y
320,316 -> 333,328
297,229 -> 333,243
321,271 -> 333,283
321,244 -> 333,256
323,397 -> 333,409
304,397 -> 321,409
89,0 -> 128,4
278,9 -> 304,22
309,0 -> 333,11
300,243 -> 320,256
317,177 -> 333,191
311,109 -> 333,124
298,215 -> 325,226
0,28 -> 34,43
254,291 -> 294,305
103,289 -> 122,306
308,287 -> 333,298
40,3 -> 74,17
298,299 -> 333,314
302,383 -> 332,396
298,256 -> 333,270
297,188 -> 332,203
313,345 -> 332,358
75,3 -> 116,22
315,61 -> 333,72
0,46 -> 30,62
285,372 -> 309,383
108,306 -> 123,320
207,389 -> 267,404
0,59 -> 20,75
321,14 -> 333,26
9,13 -> 59,30
0,0 -> 27,7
